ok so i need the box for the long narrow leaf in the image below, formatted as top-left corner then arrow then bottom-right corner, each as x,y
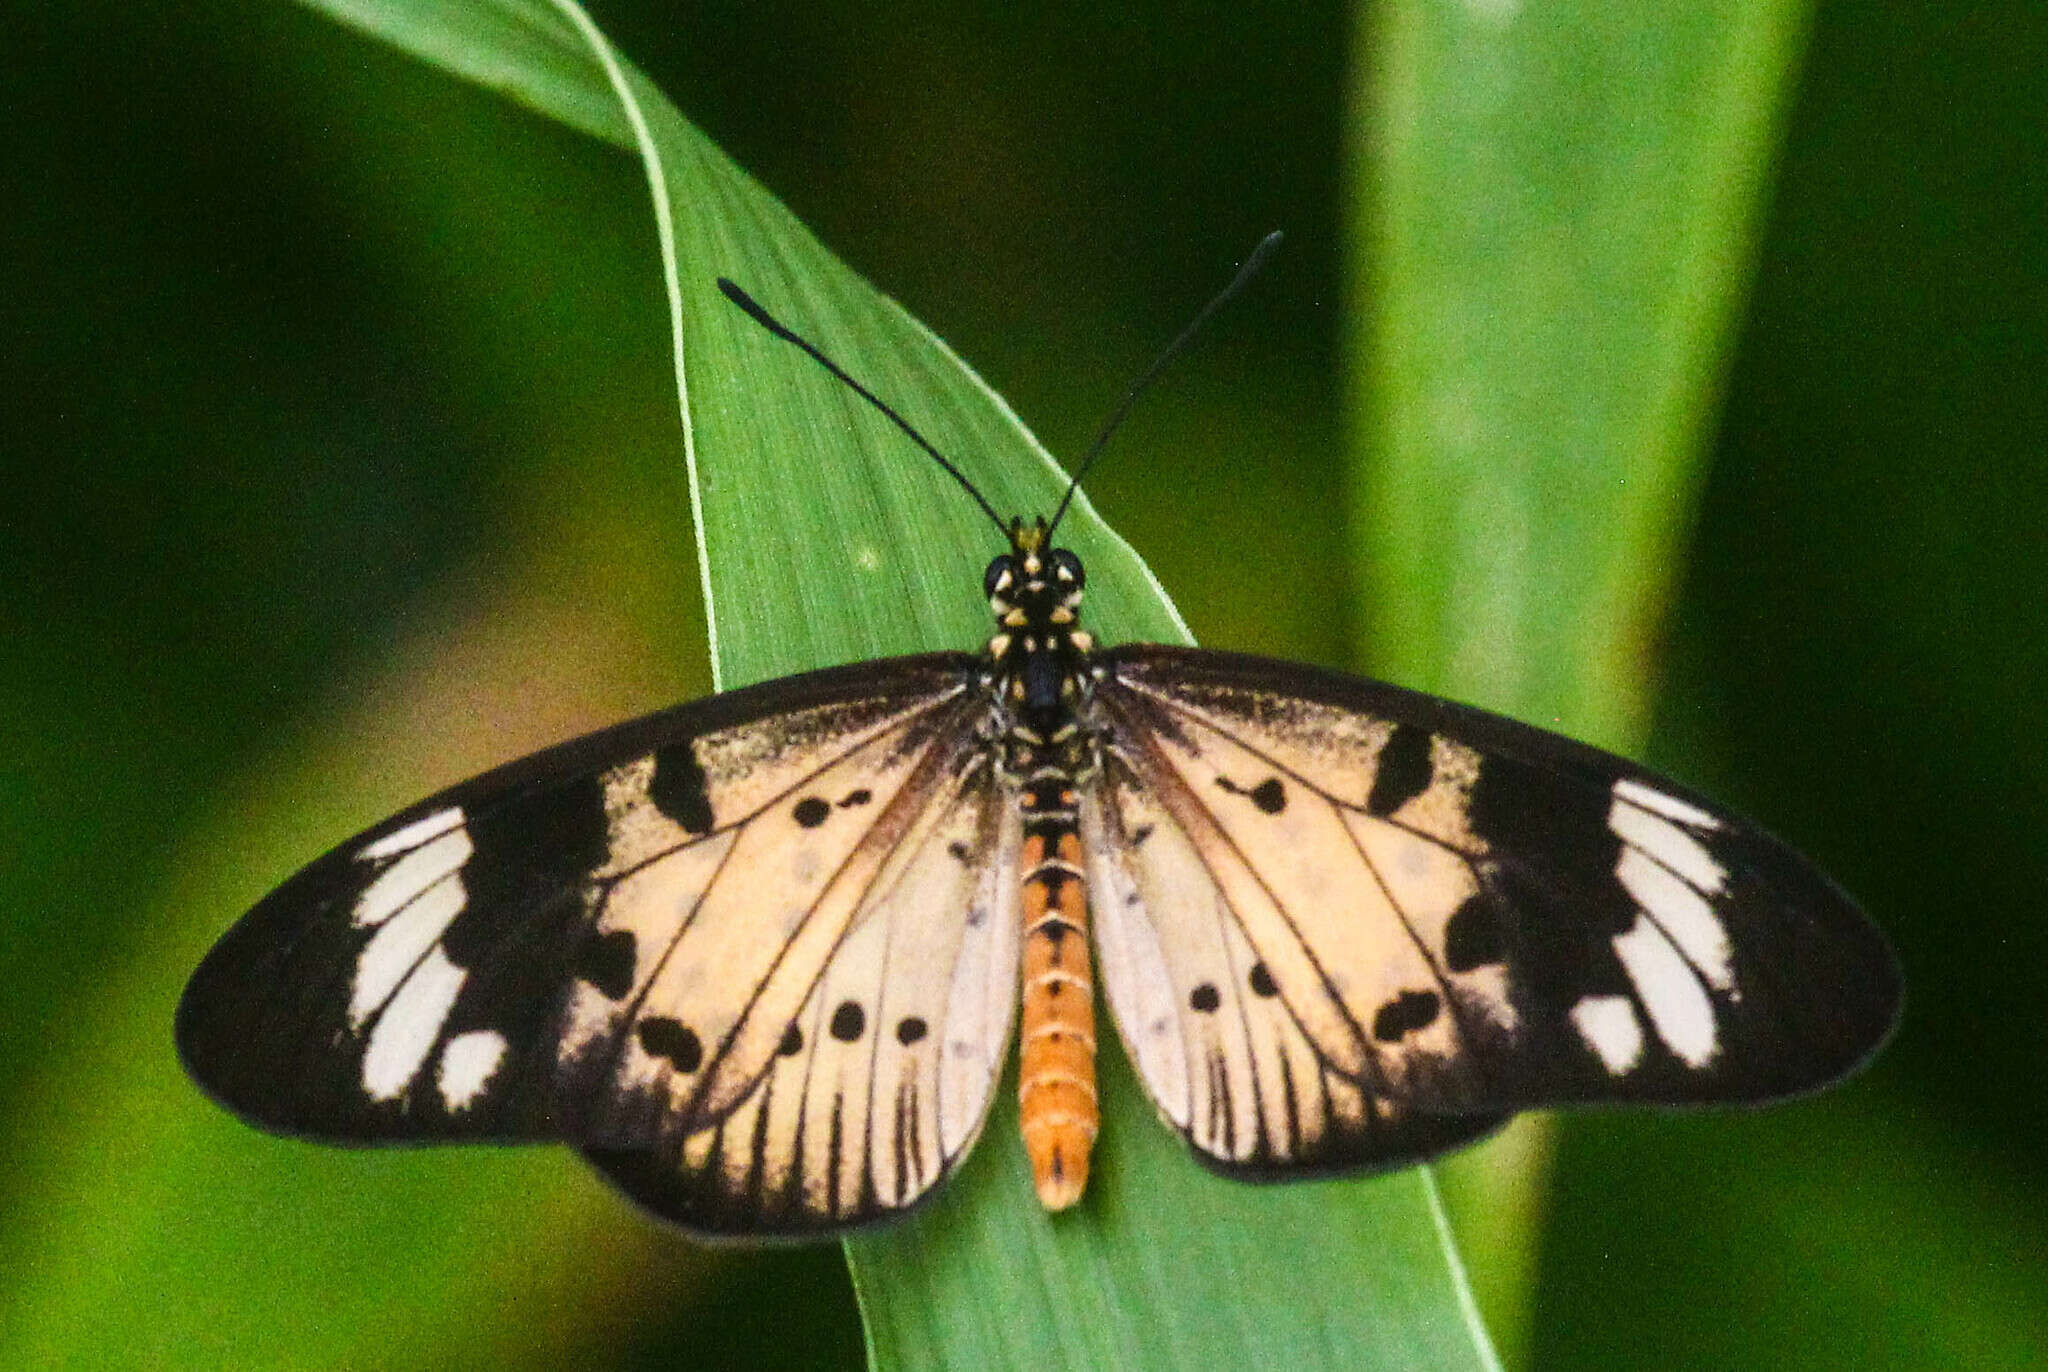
1349,1 -> 1813,1360
293,1 -> 1499,1367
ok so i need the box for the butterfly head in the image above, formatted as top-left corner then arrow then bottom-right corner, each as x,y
984,517 -> 1095,731
986,517 -> 1087,635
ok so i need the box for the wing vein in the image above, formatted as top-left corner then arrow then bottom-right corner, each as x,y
682,703 -> 974,1127
1102,694 -> 1378,1076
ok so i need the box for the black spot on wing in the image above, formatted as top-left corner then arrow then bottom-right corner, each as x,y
778,1024 -> 805,1056
1190,983 -> 1221,1013
448,773 -> 609,964
838,788 -> 873,808
794,797 -> 832,828
1444,893 -> 1505,971
638,1017 -> 703,1073
830,1001 -> 866,1042
649,739 -> 713,834
1248,962 -> 1279,997
1469,755 -> 1635,937
576,928 -> 636,1000
1215,775 -> 1286,813
1367,724 -> 1433,817
1372,989 -> 1442,1042
895,1016 -> 929,1046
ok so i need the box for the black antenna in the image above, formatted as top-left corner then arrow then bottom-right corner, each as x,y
716,278 -> 1010,536
1046,230 -> 1284,537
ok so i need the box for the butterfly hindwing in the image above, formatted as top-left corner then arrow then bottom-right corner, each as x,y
176,652 -> 1022,1234
1083,765 -> 1511,1177
1088,645 -> 1898,1167
584,731 -> 1023,1234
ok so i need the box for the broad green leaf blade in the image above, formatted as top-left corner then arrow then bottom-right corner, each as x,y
1348,0 -> 1812,1361
563,6 -> 1502,1369
293,1 -> 1498,1367
536,5 -> 1496,1366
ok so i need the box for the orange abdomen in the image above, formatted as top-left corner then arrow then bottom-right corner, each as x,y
1017,824 -> 1097,1209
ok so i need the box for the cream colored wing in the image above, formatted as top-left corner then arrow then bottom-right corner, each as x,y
580,728 -> 1022,1234
178,654 -> 1022,1237
1087,645 -> 1898,1174
1084,754 -> 1507,1175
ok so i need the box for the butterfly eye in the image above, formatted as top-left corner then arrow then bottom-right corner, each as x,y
984,556 -> 1014,600
1051,550 -> 1085,590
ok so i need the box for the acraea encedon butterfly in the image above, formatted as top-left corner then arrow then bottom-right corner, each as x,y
177,232 -> 1901,1238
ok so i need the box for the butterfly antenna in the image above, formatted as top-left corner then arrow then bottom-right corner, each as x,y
1046,230 -> 1284,537
716,278 -> 1010,537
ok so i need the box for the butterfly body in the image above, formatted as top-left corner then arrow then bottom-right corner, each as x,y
178,263 -> 1900,1240
985,517 -> 1105,1208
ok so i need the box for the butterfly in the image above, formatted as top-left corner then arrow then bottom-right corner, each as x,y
177,235 -> 1901,1239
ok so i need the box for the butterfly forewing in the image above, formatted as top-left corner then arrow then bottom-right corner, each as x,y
1089,645 -> 1900,1146
177,653 -> 1031,1234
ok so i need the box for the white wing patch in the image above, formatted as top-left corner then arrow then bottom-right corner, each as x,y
349,866 -> 468,1031
1616,848 -> 1732,990
1613,777 -> 1722,830
357,805 -> 466,863
1614,915 -> 1719,1067
1604,779 -> 1736,1065
347,820 -> 475,1096
437,1029 -> 509,1111
362,946 -> 467,1100
1609,790 -> 1727,895
352,823 -> 471,929
1569,995 -> 1645,1075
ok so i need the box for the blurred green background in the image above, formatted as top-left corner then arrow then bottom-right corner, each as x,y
5,1 -> 2043,1368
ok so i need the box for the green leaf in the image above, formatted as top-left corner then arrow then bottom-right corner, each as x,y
1347,0 -> 1813,1360
1353,0 -> 1809,739
284,1 -> 1501,1368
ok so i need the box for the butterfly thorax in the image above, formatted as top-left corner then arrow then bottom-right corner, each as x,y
983,516 -> 1098,782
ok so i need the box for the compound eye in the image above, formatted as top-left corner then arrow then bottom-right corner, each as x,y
984,556 -> 1014,600
1051,549 -> 1085,590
